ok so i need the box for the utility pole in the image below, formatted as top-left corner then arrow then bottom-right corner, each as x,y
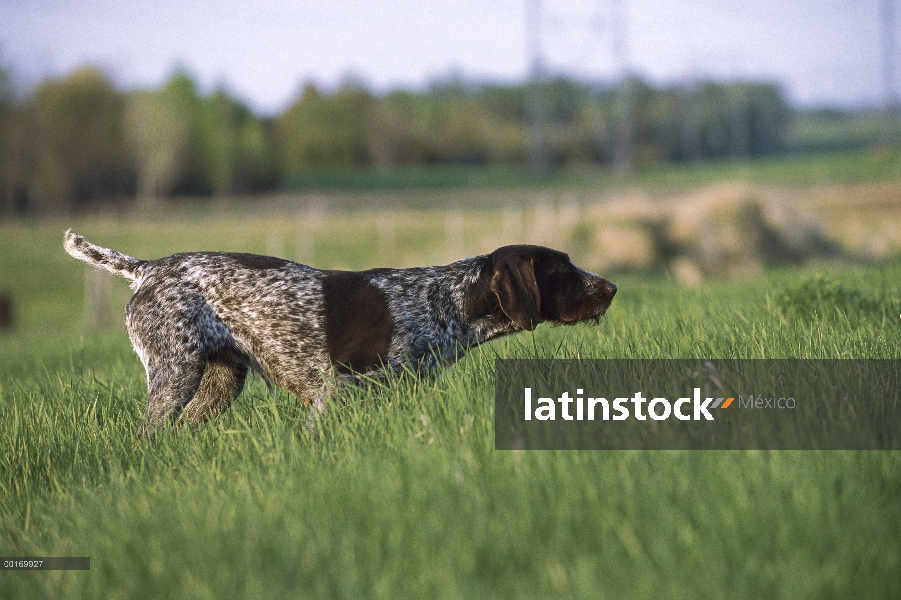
526,0 -> 547,171
728,83 -> 750,158
610,0 -> 633,173
677,83 -> 699,162
882,0 -> 899,145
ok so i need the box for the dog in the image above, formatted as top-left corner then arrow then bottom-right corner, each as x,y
64,230 -> 616,434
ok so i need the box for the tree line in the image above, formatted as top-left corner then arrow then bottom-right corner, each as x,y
0,65 -> 793,214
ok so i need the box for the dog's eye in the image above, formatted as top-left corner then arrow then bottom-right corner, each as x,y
556,263 -> 571,273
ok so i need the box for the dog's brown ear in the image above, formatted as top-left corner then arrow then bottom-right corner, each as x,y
490,254 -> 542,331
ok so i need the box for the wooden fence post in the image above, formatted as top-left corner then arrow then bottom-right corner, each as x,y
84,268 -> 112,330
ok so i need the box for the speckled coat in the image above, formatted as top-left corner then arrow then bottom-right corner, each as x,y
64,230 -> 616,435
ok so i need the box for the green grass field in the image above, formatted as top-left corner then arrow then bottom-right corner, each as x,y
2,170 -> 901,597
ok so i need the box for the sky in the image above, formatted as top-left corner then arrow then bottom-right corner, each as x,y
0,0 -> 889,115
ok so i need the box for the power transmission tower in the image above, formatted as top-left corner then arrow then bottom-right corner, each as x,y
526,0 -> 548,171
610,0 -> 633,172
882,0 -> 899,145
525,0 -> 634,171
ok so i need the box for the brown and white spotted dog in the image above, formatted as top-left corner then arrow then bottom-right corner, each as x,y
64,230 -> 616,435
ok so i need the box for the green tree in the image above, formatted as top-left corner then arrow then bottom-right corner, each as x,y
672,81 -> 791,161
29,67 -> 131,213
197,90 -> 242,195
425,81 -> 526,165
366,91 -> 430,166
125,70 -> 201,204
196,89 -> 275,195
234,115 -> 277,192
0,60 -> 22,214
275,83 -> 375,171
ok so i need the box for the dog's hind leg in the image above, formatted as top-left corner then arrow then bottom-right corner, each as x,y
181,350 -> 248,427
127,285 -> 241,436
128,311 -> 209,437
136,351 -> 207,437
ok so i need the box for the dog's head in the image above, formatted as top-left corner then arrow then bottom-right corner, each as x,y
483,245 -> 616,331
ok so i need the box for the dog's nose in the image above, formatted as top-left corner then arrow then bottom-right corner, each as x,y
605,281 -> 617,297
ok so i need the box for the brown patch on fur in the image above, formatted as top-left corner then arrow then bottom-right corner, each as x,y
489,254 -> 542,331
228,253 -> 291,270
322,271 -> 395,374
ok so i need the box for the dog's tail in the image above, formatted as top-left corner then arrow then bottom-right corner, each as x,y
64,229 -> 146,284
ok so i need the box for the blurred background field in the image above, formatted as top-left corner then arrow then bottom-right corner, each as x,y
1,147 -> 900,340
